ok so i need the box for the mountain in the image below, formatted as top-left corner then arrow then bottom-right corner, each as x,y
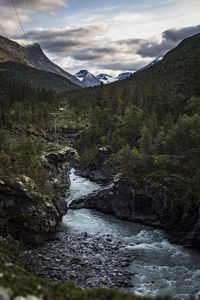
96,74 -> 117,84
117,57 -> 164,81
0,61 -> 81,92
0,35 -> 82,87
74,56 -> 164,87
117,72 -> 133,81
75,70 -> 101,87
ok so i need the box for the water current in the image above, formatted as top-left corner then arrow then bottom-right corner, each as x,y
62,169 -> 200,299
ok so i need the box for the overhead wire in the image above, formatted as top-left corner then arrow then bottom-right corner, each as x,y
9,0 -> 29,43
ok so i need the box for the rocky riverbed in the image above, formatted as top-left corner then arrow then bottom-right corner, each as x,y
16,230 -> 134,289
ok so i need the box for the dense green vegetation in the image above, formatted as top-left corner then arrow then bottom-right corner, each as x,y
0,61 -> 82,92
0,74 -> 65,188
0,74 -> 82,188
65,33 -> 200,203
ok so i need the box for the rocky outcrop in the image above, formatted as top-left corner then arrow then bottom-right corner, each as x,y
41,146 -> 78,198
69,178 -> 200,249
76,147 -> 116,184
0,176 -> 67,244
0,147 -> 78,244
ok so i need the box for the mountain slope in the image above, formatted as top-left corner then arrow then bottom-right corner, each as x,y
0,61 -> 81,92
0,35 -> 82,87
114,33 -> 200,95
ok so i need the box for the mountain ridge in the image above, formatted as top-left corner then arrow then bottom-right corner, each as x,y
0,35 -> 83,87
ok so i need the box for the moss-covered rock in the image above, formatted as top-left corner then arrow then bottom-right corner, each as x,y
0,175 -> 67,244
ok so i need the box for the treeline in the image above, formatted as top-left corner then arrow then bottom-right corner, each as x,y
0,73 -> 60,128
0,75 -> 61,188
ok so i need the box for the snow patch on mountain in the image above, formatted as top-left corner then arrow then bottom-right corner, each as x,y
96,74 -> 117,84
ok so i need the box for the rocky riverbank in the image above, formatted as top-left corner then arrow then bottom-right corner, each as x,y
0,147 -> 77,244
69,178 -> 200,250
16,230 -> 134,289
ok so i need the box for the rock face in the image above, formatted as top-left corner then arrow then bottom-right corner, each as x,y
41,146 -> 78,198
0,176 -> 66,244
0,147 -> 77,244
69,178 -> 200,249
76,147 -> 116,184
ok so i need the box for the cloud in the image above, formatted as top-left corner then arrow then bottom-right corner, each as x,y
96,60 -> 150,71
163,25 -> 200,42
21,23 -> 200,74
0,0 -> 68,37
26,23 -> 110,56
1,0 -> 68,11
136,24 -> 200,58
28,22 -> 109,41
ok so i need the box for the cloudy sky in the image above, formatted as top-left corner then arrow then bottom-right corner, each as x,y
0,0 -> 200,76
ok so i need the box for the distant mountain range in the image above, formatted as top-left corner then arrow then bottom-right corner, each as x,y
74,56 -> 164,87
0,35 -> 83,90
75,70 -> 101,87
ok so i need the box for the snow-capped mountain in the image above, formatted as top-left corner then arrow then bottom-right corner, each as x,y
75,70 -> 101,87
117,72 -> 133,81
137,56 -> 164,72
96,73 -> 117,84
74,56 -> 164,87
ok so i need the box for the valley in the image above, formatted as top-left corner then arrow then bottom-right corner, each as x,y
0,30 -> 200,300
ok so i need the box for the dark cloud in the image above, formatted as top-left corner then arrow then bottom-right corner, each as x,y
163,25 -> 200,42
97,61 -> 148,71
137,24 -> 200,58
24,23 -> 200,73
73,53 -> 102,61
2,0 -> 68,11
137,39 -> 175,58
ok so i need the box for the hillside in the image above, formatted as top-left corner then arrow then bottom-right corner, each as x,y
0,61 -> 82,92
0,35 -> 83,87
61,33 -> 200,248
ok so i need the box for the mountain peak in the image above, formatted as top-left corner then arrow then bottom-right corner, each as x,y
0,35 -> 83,87
27,42 -> 41,49
75,70 -> 101,87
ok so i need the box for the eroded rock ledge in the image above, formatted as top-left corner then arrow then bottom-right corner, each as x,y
0,147 -> 77,244
41,146 -> 78,198
69,178 -> 200,249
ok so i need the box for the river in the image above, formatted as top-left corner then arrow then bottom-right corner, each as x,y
62,169 -> 200,299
